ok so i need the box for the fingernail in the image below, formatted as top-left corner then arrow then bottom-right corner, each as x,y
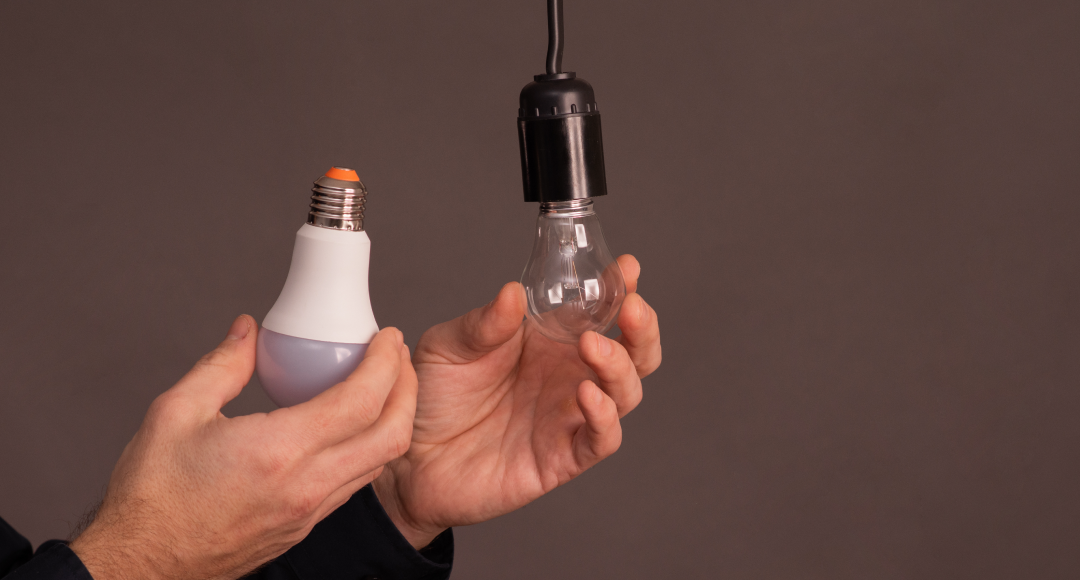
596,332 -> 612,356
226,315 -> 250,340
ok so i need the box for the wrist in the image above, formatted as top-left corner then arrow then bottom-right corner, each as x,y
70,520 -> 165,580
371,467 -> 444,550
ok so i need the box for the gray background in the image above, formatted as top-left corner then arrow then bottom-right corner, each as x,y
2,1 -> 1079,578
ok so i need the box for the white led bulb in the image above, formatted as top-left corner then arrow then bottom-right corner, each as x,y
256,167 -> 378,407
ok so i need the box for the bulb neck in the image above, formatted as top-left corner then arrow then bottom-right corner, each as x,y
308,180 -> 367,231
539,199 -> 595,218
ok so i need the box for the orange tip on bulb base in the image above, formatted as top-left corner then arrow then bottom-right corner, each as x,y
325,167 -> 360,181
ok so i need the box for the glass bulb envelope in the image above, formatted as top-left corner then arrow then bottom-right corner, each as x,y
521,199 -> 625,344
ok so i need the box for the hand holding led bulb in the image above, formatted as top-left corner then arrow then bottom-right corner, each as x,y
70,318 -> 417,580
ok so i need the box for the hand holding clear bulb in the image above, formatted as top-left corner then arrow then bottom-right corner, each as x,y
373,254 -> 660,549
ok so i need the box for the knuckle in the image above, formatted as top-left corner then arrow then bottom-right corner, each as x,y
387,422 -> 413,458
595,423 -> 624,458
285,489 -> 322,521
308,404 -> 345,436
605,435 -> 623,457
196,347 -> 231,371
617,343 -> 635,369
257,445 -> 301,479
375,420 -> 412,460
645,301 -> 658,323
639,349 -> 662,377
146,392 -> 174,420
260,454 -> 289,478
146,391 -> 194,425
350,392 -> 383,425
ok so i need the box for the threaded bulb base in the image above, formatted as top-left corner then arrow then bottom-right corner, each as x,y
540,198 -> 594,217
308,180 -> 367,231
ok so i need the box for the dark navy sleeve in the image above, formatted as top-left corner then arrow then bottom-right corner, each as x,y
253,484 -> 453,580
0,517 -> 33,578
3,484 -> 451,580
0,517 -> 91,580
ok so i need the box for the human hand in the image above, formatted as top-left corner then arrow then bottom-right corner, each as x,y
69,317 -> 417,580
373,255 -> 661,548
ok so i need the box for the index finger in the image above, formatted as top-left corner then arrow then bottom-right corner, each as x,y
274,327 -> 405,451
320,342 -> 417,478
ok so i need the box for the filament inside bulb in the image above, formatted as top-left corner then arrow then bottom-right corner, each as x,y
553,220 -> 600,309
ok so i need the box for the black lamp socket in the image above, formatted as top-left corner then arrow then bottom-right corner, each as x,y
517,71 -> 608,203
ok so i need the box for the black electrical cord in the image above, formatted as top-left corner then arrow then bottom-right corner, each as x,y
546,0 -> 564,75
520,0 -> 607,203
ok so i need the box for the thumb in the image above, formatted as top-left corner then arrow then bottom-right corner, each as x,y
418,282 -> 525,363
173,314 -> 257,412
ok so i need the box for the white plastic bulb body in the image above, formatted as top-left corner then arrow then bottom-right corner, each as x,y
255,167 -> 378,407
521,199 -> 625,344
257,224 -> 379,407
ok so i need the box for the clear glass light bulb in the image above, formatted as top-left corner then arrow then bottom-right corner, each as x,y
256,167 -> 379,407
521,199 -> 625,344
